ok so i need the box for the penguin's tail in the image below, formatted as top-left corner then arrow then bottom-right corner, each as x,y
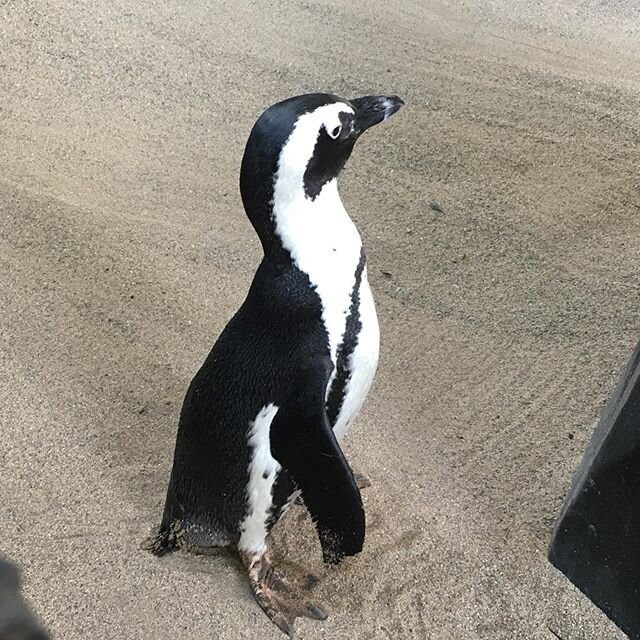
143,521 -> 183,557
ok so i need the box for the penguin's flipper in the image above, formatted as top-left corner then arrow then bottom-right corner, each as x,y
270,357 -> 365,565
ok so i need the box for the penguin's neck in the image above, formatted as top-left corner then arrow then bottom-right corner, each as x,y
271,179 -> 362,269
271,179 -> 365,365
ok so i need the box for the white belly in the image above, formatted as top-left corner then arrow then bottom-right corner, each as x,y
332,272 -> 379,440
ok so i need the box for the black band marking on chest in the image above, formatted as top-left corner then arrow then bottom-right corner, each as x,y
326,247 -> 366,427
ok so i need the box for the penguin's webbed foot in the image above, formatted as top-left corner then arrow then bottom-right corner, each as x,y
242,551 -> 327,638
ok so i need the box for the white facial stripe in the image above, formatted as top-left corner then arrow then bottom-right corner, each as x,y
273,102 -> 354,208
238,403 -> 280,557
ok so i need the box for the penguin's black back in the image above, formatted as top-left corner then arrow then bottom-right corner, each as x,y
156,257 -> 328,551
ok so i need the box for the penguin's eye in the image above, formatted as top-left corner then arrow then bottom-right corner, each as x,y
328,124 -> 342,140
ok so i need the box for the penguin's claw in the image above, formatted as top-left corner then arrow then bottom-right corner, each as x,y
243,552 -> 328,638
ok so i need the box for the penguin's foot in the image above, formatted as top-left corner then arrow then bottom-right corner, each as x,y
242,551 -> 327,638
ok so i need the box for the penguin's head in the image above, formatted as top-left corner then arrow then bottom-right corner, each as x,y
240,93 -> 403,257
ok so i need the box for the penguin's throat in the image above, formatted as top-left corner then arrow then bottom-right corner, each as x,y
272,179 -> 364,368
272,179 -> 362,262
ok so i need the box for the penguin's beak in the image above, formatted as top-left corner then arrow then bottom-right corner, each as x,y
350,95 -> 404,135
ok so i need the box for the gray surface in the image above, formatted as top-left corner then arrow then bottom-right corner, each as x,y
1,1 -> 639,638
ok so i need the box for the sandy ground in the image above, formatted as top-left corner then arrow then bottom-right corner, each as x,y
2,1 -> 640,638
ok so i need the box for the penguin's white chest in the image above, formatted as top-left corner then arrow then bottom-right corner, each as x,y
273,181 -> 379,438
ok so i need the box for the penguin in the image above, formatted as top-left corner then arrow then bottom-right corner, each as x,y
151,92 -> 404,637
